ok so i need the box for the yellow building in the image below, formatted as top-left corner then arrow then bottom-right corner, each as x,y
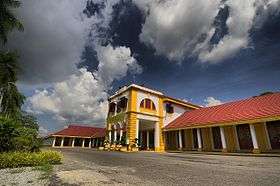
106,84 -> 280,153
106,84 -> 200,152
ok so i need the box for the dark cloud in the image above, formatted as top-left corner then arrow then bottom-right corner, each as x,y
7,0 -> 90,84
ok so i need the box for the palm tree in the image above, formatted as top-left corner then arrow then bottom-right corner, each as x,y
0,52 -> 25,118
0,0 -> 24,44
0,0 -> 25,118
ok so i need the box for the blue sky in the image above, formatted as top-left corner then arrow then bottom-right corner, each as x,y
6,0 -> 280,134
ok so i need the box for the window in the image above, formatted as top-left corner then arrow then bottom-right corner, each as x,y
140,98 -> 156,110
117,97 -> 128,113
145,99 -> 151,108
166,103 -> 174,113
109,103 -> 116,112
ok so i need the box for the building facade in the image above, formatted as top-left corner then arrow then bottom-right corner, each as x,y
106,84 -> 280,153
106,84 -> 200,152
51,125 -> 105,148
164,93 -> 280,153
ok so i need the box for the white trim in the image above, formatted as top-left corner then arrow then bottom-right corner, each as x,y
109,84 -> 163,99
137,113 -> 159,121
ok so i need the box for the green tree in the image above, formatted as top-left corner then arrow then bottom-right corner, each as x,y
0,52 -> 25,118
0,0 -> 41,153
0,117 -> 20,152
0,0 -> 24,44
0,0 -> 25,119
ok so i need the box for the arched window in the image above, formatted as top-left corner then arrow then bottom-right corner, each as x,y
140,98 -> 156,110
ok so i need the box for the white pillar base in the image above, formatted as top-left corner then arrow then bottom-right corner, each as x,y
178,130 -> 183,150
60,137 -> 64,147
197,129 -> 202,151
52,137 -> 56,147
220,127 -> 227,152
249,124 -> 260,153
72,138 -> 75,147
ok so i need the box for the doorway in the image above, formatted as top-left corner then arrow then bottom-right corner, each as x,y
236,124 -> 253,150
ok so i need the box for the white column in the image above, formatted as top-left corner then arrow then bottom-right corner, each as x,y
136,119 -> 139,140
197,129 -> 202,150
109,131 -> 112,143
82,138 -> 85,148
119,129 -> 123,141
72,138 -> 75,147
135,119 -> 139,147
92,138 -> 95,148
52,137 -> 56,147
249,124 -> 259,150
220,127 -> 227,150
114,103 -> 117,116
146,131 -> 149,149
89,139 -> 92,148
114,129 -> 117,142
178,130 -> 183,150
96,138 -> 99,147
60,137 -> 64,147
154,122 -> 160,149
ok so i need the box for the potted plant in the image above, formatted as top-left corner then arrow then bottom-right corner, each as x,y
103,139 -> 110,151
115,140 -> 122,151
130,138 -> 138,152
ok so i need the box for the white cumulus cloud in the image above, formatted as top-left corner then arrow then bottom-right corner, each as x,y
204,97 -> 223,107
135,0 -> 220,61
133,0 -> 280,63
27,45 -> 141,125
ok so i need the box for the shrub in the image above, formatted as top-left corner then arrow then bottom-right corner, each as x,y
0,150 -> 62,169
0,116 -> 42,152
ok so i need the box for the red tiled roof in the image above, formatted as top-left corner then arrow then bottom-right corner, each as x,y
165,93 -> 280,129
51,125 -> 106,138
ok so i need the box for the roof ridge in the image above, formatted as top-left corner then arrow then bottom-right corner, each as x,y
203,92 -> 280,109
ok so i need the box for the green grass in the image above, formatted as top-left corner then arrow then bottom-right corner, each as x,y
34,163 -> 53,180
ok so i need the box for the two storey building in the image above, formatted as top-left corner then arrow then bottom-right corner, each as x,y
106,84 -> 200,152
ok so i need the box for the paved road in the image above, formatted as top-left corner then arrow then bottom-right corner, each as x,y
51,148 -> 280,186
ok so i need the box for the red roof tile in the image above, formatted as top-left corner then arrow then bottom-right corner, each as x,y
51,125 -> 106,138
165,93 -> 280,129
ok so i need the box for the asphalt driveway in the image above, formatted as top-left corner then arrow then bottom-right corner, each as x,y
51,148 -> 280,186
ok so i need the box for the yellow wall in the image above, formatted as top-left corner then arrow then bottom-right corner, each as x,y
127,113 -> 137,145
157,97 -> 165,152
224,126 -> 238,152
254,122 -> 270,152
201,128 -> 213,151
183,129 -> 193,150
126,88 -> 138,145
